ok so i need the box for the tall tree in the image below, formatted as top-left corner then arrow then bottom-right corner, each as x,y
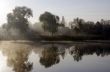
7,6 -> 33,32
60,16 -> 65,27
39,12 -> 59,36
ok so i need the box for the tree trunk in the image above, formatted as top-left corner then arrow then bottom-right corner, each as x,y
51,32 -> 54,37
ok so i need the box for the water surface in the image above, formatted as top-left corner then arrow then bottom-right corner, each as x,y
0,41 -> 110,72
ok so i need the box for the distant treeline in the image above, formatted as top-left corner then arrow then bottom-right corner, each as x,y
0,6 -> 110,40
70,18 -> 110,37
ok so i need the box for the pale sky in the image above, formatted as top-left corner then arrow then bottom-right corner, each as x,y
0,0 -> 110,25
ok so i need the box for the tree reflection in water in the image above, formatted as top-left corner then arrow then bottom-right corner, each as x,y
0,42 -> 33,72
39,44 -> 60,68
69,44 -> 110,62
1,42 -> 110,70
7,48 -> 33,72
39,43 -> 110,68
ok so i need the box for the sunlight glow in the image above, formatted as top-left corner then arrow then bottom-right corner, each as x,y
0,0 -> 12,25
0,51 -> 12,72
0,0 -> 8,14
0,0 -> 110,26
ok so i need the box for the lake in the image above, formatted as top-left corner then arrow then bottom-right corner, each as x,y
0,41 -> 110,72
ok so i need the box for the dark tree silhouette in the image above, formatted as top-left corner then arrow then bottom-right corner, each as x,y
39,11 -> 59,36
7,6 -> 33,32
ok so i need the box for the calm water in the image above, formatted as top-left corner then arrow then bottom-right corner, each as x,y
0,41 -> 110,72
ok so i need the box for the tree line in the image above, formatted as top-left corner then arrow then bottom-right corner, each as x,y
70,18 -> 110,37
0,6 -> 110,40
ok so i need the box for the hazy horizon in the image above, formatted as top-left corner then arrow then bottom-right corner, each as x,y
0,0 -> 110,25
